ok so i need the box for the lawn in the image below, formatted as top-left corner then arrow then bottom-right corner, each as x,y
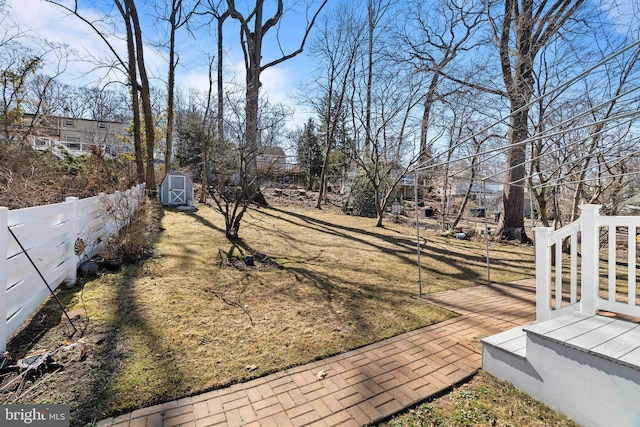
379,370 -> 578,427
2,200 -> 537,425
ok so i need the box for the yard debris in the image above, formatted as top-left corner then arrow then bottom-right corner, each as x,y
16,352 -> 53,372
4,341 -> 88,375
203,288 -> 254,326
245,364 -> 258,372
0,340 -> 90,402
316,370 -> 327,380
58,341 -> 89,362
79,260 -> 100,277
1,351 -> 13,371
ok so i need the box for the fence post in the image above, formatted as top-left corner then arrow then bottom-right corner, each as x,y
579,204 -> 601,315
534,226 -> 553,321
65,197 -> 79,285
0,207 -> 8,352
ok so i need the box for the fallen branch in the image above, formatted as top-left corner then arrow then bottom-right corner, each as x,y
203,288 -> 254,326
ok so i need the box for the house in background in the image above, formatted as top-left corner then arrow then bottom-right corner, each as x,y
256,146 -> 301,185
256,146 -> 287,173
25,109 -> 133,157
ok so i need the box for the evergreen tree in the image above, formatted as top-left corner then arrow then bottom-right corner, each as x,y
175,113 -> 207,176
296,119 -> 323,190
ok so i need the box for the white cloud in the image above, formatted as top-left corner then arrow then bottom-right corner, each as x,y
5,0 -> 312,127
7,0 -> 125,81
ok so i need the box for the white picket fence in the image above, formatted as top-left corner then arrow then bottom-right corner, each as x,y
534,204 -> 640,321
0,184 -> 146,352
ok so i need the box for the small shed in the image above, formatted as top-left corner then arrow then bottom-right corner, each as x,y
159,172 -> 194,206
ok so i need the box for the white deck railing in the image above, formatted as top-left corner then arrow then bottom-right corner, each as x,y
534,204 -> 640,321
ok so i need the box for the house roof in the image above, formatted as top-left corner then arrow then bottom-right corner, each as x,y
258,146 -> 286,157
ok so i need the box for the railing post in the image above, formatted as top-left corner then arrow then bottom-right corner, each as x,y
65,197 -> 79,285
534,226 -> 553,321
579,204 -> 602,315
0,207 -> 8,352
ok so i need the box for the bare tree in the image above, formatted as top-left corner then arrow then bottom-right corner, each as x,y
200,0 -> 230,196
150,0 -> 200,174
400,0 -> 484,195
0,57 -> 41,141
226,0 -> 328,207
490,0 -> 584,242
0,4 -> 45,142
305,1 -> 364,208
46,0 -> 157,189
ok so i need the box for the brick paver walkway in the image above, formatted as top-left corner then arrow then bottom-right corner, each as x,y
97,279 -> 537,427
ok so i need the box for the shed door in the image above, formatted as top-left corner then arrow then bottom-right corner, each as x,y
169,175 -> 187,204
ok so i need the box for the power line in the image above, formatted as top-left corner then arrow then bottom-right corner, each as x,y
410,39 -> 640,173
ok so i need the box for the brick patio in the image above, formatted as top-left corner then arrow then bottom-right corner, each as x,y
97,279 -> 537,427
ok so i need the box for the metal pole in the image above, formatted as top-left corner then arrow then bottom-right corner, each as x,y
7,227 -> 77,335
415,173 -> 423,297
529,184 -> 536,228
482,179 -> 491,285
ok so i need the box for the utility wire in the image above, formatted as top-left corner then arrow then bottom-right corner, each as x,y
432,107 -> 640,182
410,39 -> 640,173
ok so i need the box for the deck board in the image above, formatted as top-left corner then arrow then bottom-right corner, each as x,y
591,325 -> 640,359
544,315 -> 616,342
619,346 -> 640,366
482,326 -> 527,358
568,319 -> 639,350
524,313 -> 640,368
524,312 -> 590,335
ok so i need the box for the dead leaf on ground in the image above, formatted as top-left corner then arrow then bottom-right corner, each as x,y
316,370 -> 327,380
245,364 -> 258,371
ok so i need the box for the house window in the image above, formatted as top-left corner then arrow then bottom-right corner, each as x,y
98,122 -> 107,129
66,142 -> 81,150
67,137 -> 80,142
64,119 -> 74,127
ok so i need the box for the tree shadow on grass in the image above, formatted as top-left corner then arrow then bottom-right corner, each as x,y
2,203 -> 192,425
261,207 -> 496,287
183,208 -> 225,234
71,204 -> 197,424
188,205 -> 489,291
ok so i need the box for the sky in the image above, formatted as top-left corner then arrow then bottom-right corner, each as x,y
5,0 -> 322,128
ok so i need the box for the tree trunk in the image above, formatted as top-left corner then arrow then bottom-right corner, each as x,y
497,107 -> 529,242
164,2 -> 178,175
127,0 -> 156,195
495,0 -> 584,243
243,64 -> 267,206
121,2 -> 144,183
217,13 -> 227,192
316,77 -> 335,209
375,187 -> 384,227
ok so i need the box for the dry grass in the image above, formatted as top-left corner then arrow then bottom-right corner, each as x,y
379,370 -> 579,427
5,201 -> 537,424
